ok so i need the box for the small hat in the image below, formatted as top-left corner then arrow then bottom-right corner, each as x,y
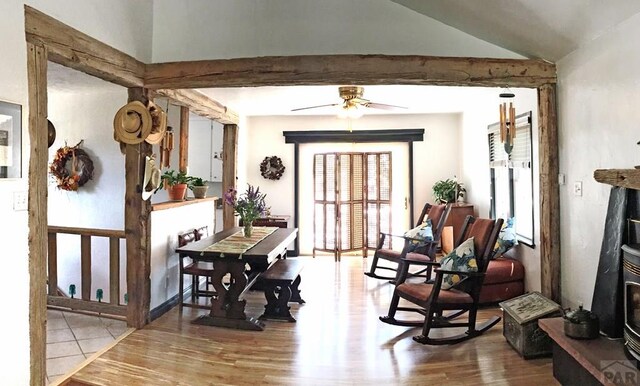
113,101 -> 152,145
145,101 -> 168,145
142,155 -> 161,200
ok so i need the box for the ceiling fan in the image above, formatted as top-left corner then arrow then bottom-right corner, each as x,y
291,86 -> 407,118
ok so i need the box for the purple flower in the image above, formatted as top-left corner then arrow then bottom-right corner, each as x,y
225,184 -> 267,223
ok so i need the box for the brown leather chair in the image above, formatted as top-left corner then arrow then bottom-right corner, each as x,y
480,249 -> 525,304
178,226 -> 216,309
365,203 -> 451,283
380,216 -> 503,345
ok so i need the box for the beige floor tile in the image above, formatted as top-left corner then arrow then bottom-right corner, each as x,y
47,310 -> 64,319
46,354 -> 85,376
71,325 -> 111,340
47,317 -> 69,331
107,324 -> 128,338
46,341 -> 82,359
77,336 -> 114,354
64,313 -> 102,328
47,328 -> 75,343
100,317 -> 126,328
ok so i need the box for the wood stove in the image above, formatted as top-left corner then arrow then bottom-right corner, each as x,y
623,243 -> 640,361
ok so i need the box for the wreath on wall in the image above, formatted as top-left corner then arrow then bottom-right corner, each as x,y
50,140 -> 95,191
260,156 -> 285,180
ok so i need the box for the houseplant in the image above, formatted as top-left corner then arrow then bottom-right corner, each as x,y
432,178 -> 466,204
162,169 -> 190,201
223,184 -> 267,237
188,177 -> 209,199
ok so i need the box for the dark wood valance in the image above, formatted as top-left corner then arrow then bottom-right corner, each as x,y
283,129 -> 424,144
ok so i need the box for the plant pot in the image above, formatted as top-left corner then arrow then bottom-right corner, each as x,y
167,183 -> 188,201
191,185 -> 208,199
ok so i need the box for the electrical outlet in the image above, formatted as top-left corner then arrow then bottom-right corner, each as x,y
573,181 -> 583,197
13,191 -> 27,211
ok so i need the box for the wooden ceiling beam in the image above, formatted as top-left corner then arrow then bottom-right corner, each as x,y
154,89 -> 239,125
24,5 -> 146,88
145,54 -> 556,89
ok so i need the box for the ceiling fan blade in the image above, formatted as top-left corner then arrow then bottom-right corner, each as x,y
364,102 -> 407,111
291,103 -> 340,112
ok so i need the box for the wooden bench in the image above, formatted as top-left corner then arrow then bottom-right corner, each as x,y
259,259 -> 305,322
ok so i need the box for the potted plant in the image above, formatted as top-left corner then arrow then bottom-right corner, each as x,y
432,178 -> 466,204
188,177 -> 209,199
161,169 -> 189,201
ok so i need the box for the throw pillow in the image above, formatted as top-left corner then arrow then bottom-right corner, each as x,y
492,217 -> 518,259
439,236 -> 476,290
404,219 -> 433,252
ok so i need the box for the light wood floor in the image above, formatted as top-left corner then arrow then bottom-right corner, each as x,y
67,256 -> 558,385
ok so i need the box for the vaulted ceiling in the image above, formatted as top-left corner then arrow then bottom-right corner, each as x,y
392,0 -> 640,61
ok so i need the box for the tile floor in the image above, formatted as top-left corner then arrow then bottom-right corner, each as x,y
46,309 -> 127,384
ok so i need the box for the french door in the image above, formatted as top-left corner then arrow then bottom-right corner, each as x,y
313,152 -> 392,261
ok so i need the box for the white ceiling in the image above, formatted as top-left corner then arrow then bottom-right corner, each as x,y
199,85 -> 504,117
392,0 -> 640,61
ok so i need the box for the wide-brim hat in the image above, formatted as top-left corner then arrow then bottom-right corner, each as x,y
145,101 -> 167,145
113,101 -> 152,145
142,155 -> 161,201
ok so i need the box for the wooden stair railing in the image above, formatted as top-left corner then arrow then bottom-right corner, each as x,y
47,226 -> 127,318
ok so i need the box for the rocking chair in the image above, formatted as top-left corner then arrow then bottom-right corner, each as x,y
379,215 -> 503,345
364,203 -> 451,283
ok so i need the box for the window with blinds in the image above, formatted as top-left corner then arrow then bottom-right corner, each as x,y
488,111 -> 535,246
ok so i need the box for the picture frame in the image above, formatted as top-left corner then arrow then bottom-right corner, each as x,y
0,100 -> 22,179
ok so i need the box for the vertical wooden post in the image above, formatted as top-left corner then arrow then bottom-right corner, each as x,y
222,124 -> 238,229
179,105 -> 189,173
538,84 -> 561,303
27,41 -> 47,386
125,87 -> 152,328
80,235 -> 92,300
109,237 -> 121,305
47,232 -> 58,295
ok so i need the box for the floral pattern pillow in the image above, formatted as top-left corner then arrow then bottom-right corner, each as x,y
492,217 -> 518,259
439,237 -> 476,290
404,219 -> 433,252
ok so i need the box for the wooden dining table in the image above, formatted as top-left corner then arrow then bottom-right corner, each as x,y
175,227 -> 298,331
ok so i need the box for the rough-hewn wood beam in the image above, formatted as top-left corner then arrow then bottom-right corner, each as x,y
222,124 -> 238,230
24,5 -> 145,87
538,84 -> 561,303
27,41 -> 48,386
125,88 -> 152,328
154,89 -> 239,125
594,169 -> 640,190
145,54 -> 556,89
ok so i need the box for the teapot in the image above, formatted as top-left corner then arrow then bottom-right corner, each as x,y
563,304 -> 600,340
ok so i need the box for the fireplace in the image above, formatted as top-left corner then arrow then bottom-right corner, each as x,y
623,243 -> 640,361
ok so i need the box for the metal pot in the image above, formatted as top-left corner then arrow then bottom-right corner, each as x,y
563,305 -> 600,340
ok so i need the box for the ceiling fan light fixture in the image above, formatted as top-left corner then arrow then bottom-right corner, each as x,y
338,104 -> 363,119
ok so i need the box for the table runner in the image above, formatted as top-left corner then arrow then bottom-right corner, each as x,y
203,227 -> 278,256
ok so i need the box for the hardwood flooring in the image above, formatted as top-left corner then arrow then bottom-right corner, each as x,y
66,256 -> 558,385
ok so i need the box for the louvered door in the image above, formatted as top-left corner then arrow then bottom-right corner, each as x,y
313,152 -> 391,261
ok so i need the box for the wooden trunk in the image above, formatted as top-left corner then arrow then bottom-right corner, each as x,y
503,309 -> 561,359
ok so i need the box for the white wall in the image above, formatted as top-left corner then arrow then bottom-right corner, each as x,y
152,0 -> 522,62
556,13 -> 640,308
48,87 -> 128,303
0,1 -> 152,384
460,87 -> 540,292
243,114 -> 461,255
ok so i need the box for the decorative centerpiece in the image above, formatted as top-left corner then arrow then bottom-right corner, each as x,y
224,184 -> 267,237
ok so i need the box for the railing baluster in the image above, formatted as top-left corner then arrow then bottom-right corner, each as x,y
47,232 -> 58,295
81,235 -> 92,301
109,237 -> 120,305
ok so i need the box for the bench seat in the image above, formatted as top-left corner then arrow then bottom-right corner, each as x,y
259,259 -> 305,322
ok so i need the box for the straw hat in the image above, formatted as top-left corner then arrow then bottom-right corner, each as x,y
142,155 -> 161,201
145,101 -> 168,145
113,101 -> 152,145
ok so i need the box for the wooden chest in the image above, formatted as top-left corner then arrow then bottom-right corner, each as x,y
500,292 -> 562,359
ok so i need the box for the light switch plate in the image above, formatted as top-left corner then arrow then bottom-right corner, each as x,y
13,191 -> 27,211
573,181 -> 583,197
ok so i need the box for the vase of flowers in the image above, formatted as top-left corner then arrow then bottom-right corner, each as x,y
224,184 -> 267,237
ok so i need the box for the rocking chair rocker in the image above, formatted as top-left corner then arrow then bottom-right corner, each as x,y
379,216 -> 503,345
364,203 -> 451,283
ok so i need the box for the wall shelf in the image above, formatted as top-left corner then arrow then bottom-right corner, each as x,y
594,168 -> 640,190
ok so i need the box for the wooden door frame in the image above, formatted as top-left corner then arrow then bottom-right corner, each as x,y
25,5 -> 559,384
